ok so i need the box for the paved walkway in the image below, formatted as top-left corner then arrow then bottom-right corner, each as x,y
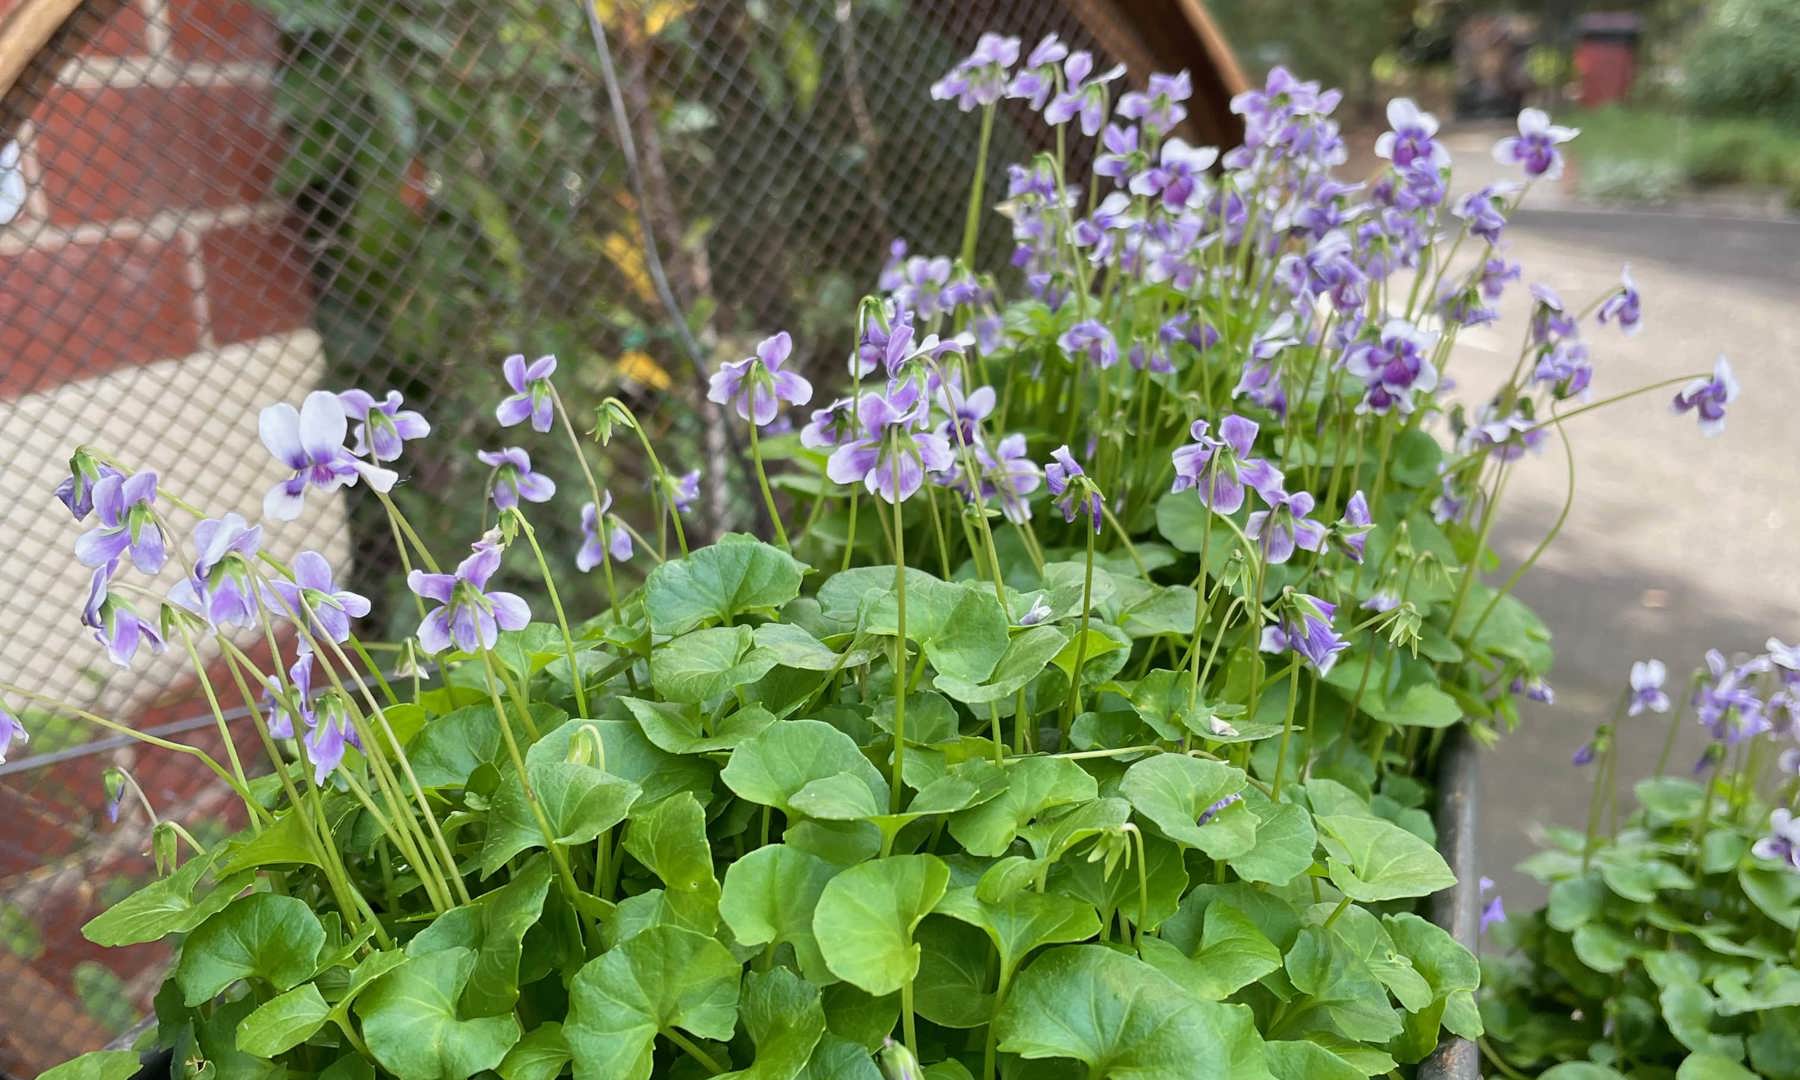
1426,127 -> 1800,905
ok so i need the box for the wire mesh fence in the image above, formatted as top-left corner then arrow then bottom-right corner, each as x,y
0,0 -> 1230,1069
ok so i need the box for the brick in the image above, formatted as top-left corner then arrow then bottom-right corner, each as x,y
201,219 -> 312,343
76,0 -> 151,59
0,235 -> 200,397
33,84 -> 280,227
166,0 -> 277,63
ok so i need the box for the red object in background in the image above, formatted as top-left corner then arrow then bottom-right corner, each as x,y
1574,12 -> 1642,108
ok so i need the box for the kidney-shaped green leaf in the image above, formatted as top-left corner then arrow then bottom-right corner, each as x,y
356,946 -> 521,1080
812,854 -> 950,996
566,924 -> 740,1080
1317,813 -> 1456,903
176,892 -> 326,1006
644,534 -> 808,635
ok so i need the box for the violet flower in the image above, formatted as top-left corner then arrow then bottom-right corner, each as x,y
1196,793 -> 1243,827
1169,415 -> 1282,514
268,551 -> 370,645
1453,183 -> 1518,245
496,354 -> 558,432
877,239 -> 908,292
1017,595 -> 1052,627
1594,265 -> 1643,336
167,513 -> 264,630
1059,320 -> 1118,370
1628,659 -> 1671,716
1672,355 -> 1737,437
1479,257 -> 1521,300
1693,649 -> 1770,744
826,383 -> 952,504
934,381 -> 997,450
1571,738 -> 1597,767
1479,877 -> 1506,935
1332,490 -> 1372,563
261,391 -> 397,521
479,447 -> 556,511
1246,488 -> 1327,565
1128,138 -> 1217,211
1004,33 -> 1067,111
263,650 -> 316,740
1493,107 -> 1578,180
82,561 -> 164,668
340,389 -> 430,461
975,433 -> 1041,524
75,471 -> 167,575
303,696 -> 359,787
1528,283 -> 1577,344
709,331 -> 814,427
0,706 -> 26,764
578,494 -> 634,569
1117,70 -> 1191,137
1512,676 -> 1555,705
407,539 -> 531,654
1752,809 -> 1800,873
801,396 -> 860,450
1343,318 -> 1440,416
1260,592 -> 1347,675
1044,444 -> 1100,530
855,309 -> 913,377
1374,98 -> 1449,170
930,33 -> 1020,111
1533,339 -> 1593,401
54,452 -> 121,521
672,469 -> 700,515
1094,123 -> 1144,186
1044,51 -> 1125,136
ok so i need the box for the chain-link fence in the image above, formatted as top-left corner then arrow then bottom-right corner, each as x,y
0,0 -> 1238,1069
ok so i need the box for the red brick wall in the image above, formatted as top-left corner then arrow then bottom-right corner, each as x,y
0,0 -> 313,401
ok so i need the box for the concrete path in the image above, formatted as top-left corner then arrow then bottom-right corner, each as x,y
1428,133 -> 1800,905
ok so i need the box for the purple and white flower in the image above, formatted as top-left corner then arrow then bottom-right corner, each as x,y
1513,676 -> 1555,705
1017,595 -> 1053,627
1058,320 -> 1118,370
82,562 -> 164,667
1374,98 -> 1448,170
303,696 -> 359,786
167,513 -> 264,630
340,389 -> 430,461
260,391 -> 396,521
1479,877 -> 1506,935
0,706 -> 26,764
478,447 -> 556,511
1332,490 -> 1372,563
1129,138 -> 1218,211
1044,444 -> 1101,529
1094,123 -> 1144,186
1597,265 -> 1642,335
407,539 -> 531,654
1493,107 -> 1578,180
268,550 -> 370,645
1453,183 -> 1518,245
1247,488 -> 1328,565
263,650 -> 316,740
1004,34 -> 1068,111
1043,50 -> 1125,136
1169,415 -> 1283,514
801,396 -> 860,450
930,33 -> 1020,111
1260,592 -> 1347,675
826,383 -> 953,504
1628,659 -> 1670,716
1672,355 -> 1737,437
496,354 -> 558,432
1343,318 -> 1439,416
1117,70 -> 1191,137
672,469 -> 700,515
1752,808 -> 1800,873
75,471 -> 167,575
54,452 -> 121,522
975,433 -> 1042,524
578,494 -> 634,569
708,331 -> 814,427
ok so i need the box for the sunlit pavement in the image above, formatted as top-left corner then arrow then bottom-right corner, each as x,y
1425,128 -> 1800,907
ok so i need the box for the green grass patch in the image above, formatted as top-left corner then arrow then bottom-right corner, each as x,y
1566,106 -> 1800,206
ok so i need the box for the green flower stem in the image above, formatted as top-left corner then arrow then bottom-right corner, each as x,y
1466,407 -> 1573,645
959,103 -> 996,267
0,681 -> 267,824
1354,420 -> 1397,592
1271,660 -> 1302,798
265,582 -> 468,905
890,483 -> 908,815
213,638 -> 386,940
1513,372 -> 1705,439
518,514 -> 589,719
1184,510 -> 1217,721
1061,512 -> 1099,736
372,487 -> 441,573
1321,895 -> 1353,929
983,969 -> 1014,1080
480,651 -> 591,944
1100,502 -> 1149,581
1125,823 -> 1148,952
344,635 -> 399,708
172,622 -> 258,827
922,481 -> 953,578
748,419 -> 791,550
842,490 -> 861,573
603,395 -> 689,558
1445,458 -> 1512,637
663,1027 -> 724,1075
1654,674 -> 1701,777
901,976 -> 921,1064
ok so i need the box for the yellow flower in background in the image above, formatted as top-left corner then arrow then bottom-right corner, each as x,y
617,350 -> 671,391
593,0 -> 692,37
